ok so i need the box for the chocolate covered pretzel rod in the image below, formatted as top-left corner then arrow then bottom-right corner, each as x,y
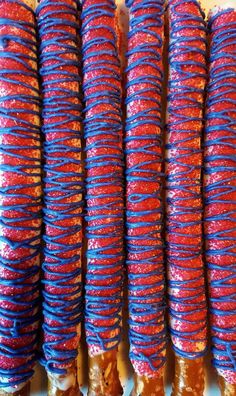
0,0 -> 42,394
36,0 -> 83,394
165,1 -> 208,395
81,0 -> 124,395
204,5 -> 236,396
125,1 -> 167,395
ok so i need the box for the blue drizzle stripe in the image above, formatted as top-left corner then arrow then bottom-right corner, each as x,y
37,0 -> 83,375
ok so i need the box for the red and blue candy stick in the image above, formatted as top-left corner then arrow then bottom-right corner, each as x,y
81,0 -> 124,394
204,5 -> 236,396
37,0 -> 83,394
166,0 -> 208,394
125,0 -> 167,394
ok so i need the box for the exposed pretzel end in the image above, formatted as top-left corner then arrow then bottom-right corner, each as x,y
88,349 -> 123,396
171,355 -> 205,396
130,373 -> 164,396
218,376 -> 236,396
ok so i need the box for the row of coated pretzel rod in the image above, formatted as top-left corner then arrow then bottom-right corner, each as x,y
0,0 -> 235,395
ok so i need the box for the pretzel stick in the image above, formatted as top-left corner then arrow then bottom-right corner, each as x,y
204,3 -> 236,395
47,364 -> 81,396
125,0 -> 167,394
81,0 -> 124,394
88,350 -> 123,396
218,376 -> 236,396
171,356 -> 204,396
165,1 -> 208,395
131,375 -> 164,396
36,0 -> 83,394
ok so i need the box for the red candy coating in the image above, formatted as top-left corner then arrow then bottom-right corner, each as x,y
166,0 -> 208,358
82,0 -> 124,356
204,7 -> 236,385
37,0 -> 83,373
126,0 -> 166,378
